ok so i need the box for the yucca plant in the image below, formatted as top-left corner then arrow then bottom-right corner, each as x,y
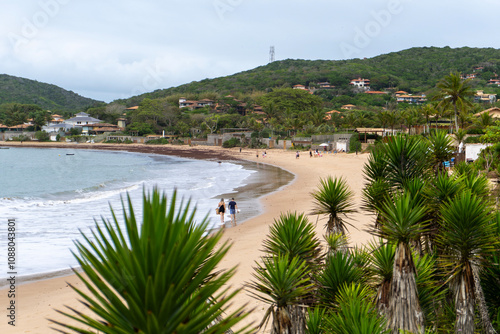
372,192 -> 428,334
310,176 -> 356,238
262,212 -> 322,273
324,233 -> 349,255
461,172 -> 491,201
453,161 -> 477,177
367,240 -> 395,315
248,255 -> 314,334
52,189 -> 251,334
322,283 -> 389,334
317,250 -> 365,308
414,252 -> 447,328
438,191 -> 499,334
423,172 -> 463,253
362,179 -> 392,228
381,134 -> 430,190
427,130 -> 455,176
305,307 -> 326,334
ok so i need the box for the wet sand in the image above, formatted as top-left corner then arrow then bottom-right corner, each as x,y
0,142 -> 373,333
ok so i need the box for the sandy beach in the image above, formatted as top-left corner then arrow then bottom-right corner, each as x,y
0,142 -> 372,333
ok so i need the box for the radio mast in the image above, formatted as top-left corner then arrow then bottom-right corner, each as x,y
269,46 -> 275,63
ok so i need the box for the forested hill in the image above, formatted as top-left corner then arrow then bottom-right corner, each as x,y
0,74 -> 100,112
118,46 -> 500,104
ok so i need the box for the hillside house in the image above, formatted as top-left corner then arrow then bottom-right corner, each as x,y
341,104 -> 356,110
395,92 -> 427,104
474,90 -> 497,103
293,84 -> 307,90
460,73 -> 477,80
178,98 -> 215,110
324,110 -> 341,121
318,82 -> 333,89
349,77 -> 370,90
488,79 -> 500,86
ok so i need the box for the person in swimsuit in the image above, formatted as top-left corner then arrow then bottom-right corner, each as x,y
218,198 -> 226,227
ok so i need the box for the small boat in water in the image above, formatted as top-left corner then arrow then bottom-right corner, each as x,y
66,153 -> 75,156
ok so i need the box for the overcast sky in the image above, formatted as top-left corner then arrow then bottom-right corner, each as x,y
0,0 -> 498,102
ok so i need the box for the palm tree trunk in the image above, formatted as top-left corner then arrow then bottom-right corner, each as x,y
453,103 -> 459,132
387,243 -> 424,334
472,265 -> 497,334
455,272 -> 475,334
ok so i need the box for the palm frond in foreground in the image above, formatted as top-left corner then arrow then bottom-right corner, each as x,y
52,189 -> 251,334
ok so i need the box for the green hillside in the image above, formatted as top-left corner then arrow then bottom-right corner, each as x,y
0,74 -> 101,112
117,46 -> 500,105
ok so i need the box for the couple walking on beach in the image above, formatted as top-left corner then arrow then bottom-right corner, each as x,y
217,198 -> 239,228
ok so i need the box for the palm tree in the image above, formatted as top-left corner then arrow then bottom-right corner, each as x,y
310,176 -> 356,237
420,104 -> 436,135
438,191 -> 499,334
53,189 -> 251,334
434,72 -> 474,132
373,192 -> 428,334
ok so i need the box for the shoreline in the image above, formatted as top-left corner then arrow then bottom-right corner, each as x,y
0,142 -> 372,333
0,143 -> 294,287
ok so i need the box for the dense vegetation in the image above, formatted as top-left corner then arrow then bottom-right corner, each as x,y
116,46 -> 500,106
0,74 -> 100,112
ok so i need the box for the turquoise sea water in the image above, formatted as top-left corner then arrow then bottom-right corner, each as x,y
0,147 -> 266,280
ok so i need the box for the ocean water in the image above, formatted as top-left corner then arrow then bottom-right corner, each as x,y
0,147 -> 280,282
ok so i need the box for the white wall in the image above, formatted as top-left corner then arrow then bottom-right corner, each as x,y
465,143 -> 491,161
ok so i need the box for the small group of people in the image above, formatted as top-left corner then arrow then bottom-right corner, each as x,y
217,197 -> 239,228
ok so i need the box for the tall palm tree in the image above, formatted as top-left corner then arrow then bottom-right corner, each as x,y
53,189 -> 251,334
310,176 -> 356,237
438,191 -> 499,334
373,192 -> 428,334
434,72 -> 474,132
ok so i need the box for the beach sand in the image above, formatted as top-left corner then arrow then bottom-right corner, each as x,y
0,143 -> 373,333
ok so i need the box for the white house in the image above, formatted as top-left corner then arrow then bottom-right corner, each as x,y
65,112 -> 102,126
349,77 -> 370,90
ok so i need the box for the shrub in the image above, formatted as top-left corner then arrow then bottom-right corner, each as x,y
222,137 -> 241,148
146,138 -> 170,145
349,135 -> 361,153
9,135 -> 31,142
35,131 -> 51,142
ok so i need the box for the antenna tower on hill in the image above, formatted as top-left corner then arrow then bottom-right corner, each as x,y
269,46 -> 275,63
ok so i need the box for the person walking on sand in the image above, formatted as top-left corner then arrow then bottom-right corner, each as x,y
217,198 -> 226,228
228,198 -> 239,227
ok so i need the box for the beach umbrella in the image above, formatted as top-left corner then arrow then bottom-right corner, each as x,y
319,143 -> 329,147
